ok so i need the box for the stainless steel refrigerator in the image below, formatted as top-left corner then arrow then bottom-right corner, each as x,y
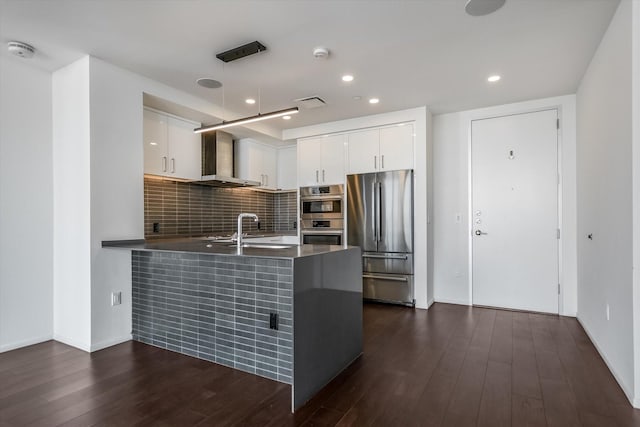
346,170 -> 414,306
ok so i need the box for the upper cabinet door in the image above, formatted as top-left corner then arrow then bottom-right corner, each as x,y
167,116 -> 202,180
320,134 -> 347,185
261,144 -> 277,189
143,109 -> 169,176
236,139 -> 278,189
277,146 -> 297,190
379,124 -> 414,171
347,129 -> 379,175
297,138 -> 323,186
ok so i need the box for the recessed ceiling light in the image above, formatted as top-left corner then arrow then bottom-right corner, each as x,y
196,78 -> 222,89
342,74 -> 354,82
283,115 -> 291,120
245,98 -> 256,104
369,98 -> 380,104
149,142 -> 158,146
488,75 -> 501,83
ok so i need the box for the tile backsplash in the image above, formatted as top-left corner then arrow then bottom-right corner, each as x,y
144,177 -> 297,238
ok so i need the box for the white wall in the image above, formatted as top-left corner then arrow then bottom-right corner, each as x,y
0,56 -> 53,352
283,107 -> 431,309
432,94 -> 578,316
633,0 -> 640,409
88,58 -> 144,350
576,0 -> 635,404
52,57 -> 92,350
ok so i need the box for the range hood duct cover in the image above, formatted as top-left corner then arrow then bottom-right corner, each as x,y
198,130 -> 260,188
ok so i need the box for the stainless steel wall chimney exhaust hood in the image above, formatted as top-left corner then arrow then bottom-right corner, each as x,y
198,130 -> 260,188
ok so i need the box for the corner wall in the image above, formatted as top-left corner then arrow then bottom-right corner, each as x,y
52,57 -> 92,350
0,56 -> 53,352
576,0 -> 634,404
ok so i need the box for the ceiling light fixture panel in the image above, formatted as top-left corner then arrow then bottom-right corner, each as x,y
369,98 -> 380,104
194,107 -> 299,134
488,75 -> 501,82
342,74 -> 354,82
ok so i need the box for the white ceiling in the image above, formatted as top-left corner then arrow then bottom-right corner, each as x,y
0,0 -> 619,141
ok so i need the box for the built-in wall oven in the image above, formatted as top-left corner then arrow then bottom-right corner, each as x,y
300,184 -> 344,245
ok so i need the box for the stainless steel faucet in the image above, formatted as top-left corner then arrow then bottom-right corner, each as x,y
237,213 -> 259,252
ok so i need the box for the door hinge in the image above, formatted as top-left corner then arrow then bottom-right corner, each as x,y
557,229 -> 561,239
558,284 -> 561,294
557,118 -> 560,129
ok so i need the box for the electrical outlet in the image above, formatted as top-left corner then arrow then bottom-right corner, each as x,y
606,303 -> 610,321
153,222 -> 160,233
455,213 -> 462,224
111,291 -> 122,306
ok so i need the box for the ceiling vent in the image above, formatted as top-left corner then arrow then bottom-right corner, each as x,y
294,96 -> 327,109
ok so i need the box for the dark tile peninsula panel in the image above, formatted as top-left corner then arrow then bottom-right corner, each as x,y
132,250 -> 293,384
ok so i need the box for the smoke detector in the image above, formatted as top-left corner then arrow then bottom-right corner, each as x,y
7,41 -> 35,59
313,47 -> 329,59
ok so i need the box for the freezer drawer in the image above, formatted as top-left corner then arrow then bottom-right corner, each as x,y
362,273 -> 414,306
362,252 -> 413,275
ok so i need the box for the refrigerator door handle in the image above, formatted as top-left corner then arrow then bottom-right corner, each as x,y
377,182 -> 383,242
363,254 -> 409,260
362,274 -> 409,282
374,179 -> 379,242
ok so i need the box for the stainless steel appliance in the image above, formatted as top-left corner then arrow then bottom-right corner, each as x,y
300,184 -> 344,245
200,130 -> 260,187
346,170 -> 414,306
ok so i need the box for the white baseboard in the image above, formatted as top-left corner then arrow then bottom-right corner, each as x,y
53,333 -> 91,352
0,334 -> 53,353
576,316 -> 637,408
433,297 -> 472,306
90,334 -> 132,352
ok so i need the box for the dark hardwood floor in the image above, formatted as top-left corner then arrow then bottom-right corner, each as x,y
1,303 -> 639,426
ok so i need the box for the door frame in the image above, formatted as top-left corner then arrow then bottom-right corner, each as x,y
468,107 -> 563,314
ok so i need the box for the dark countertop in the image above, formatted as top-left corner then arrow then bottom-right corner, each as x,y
102,237 -> 355,259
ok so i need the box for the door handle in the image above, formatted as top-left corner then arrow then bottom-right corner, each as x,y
363,254 -> 408,260
162,156 -> 167,172
322,169 -> 325,182
171,158 -> 175,173
474,230 -> 488,236
374,156 -> 377,170
316,170 -> 319,182
381,155 -> 385,169
362,274 -> 408,282
378,182 -> 383,241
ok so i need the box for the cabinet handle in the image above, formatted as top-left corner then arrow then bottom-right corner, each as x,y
322,169 -> 325,182
171,158 -> 175,173
316,170 -> 319,182
374,156 -> 377,170
382,155 -> 385,169
162,156 -> 167,172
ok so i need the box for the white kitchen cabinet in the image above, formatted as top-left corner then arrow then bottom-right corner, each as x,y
379,124 -> 414,171
236,139 -> 277,190
297,134 -> 346,186
143,108 -> 201,180
277,145 -> 297,190
347,123 -> 414,174
346,129 -> 379,174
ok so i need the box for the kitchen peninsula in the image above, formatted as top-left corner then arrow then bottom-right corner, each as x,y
103,238 -> 362,411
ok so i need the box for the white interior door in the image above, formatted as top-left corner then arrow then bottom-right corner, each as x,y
471,109 -> 559,313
